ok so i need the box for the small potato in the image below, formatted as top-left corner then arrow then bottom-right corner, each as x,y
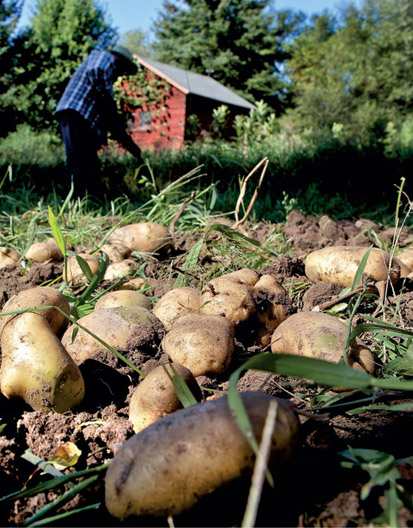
67,253 -> 100,286
355,219 -> 380,232
61,306 -> 160,364
0,247 -> 20,269
129,362 -> 201,433
153,287 -> 200,331
25,237 -> 63,263
95,290 -> 152,311
0,312 -> 84,413
99,243 -> 132,264
109,222 -> 172,255
220,268 -> 260,286
396,249 -> 413,278
253,275 -> 291,346
0,286 -> 70,336
105,391 -> 299,520
103,259 -> 139,281
162,313 -> 234,376
271,311 -> 375,375
200,278 -> 256,325
305,246 -> 400,287
117,277 -> 147,291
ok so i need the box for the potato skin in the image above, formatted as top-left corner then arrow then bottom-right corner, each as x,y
61,306 -> 160,364
25,238 -> 63,263
0,312 -> 84,412
162,313 -> 234,376
153,287 -> 200,331
105,391 -> 299,520
305,246 -> 401,287
0,247 -> 20,269
0,286 -> 70,335
129,362 -> 201,433
109,222 -> 172,254
95,290 -> 152,311
271,311 -> 375,374
67,253 -> 100,286
103,259 -> 139,281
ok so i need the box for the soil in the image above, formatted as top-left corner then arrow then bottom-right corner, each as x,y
0,210 -> 413,527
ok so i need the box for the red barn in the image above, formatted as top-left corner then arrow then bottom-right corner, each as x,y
127,56 -> 255,150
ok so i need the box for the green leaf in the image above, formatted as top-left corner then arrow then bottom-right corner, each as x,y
351,245 -> 372,291
47,206 -> 66,257
75,255 -> 94,282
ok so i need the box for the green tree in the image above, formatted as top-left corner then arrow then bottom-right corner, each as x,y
286,0 -> 413,144
0,0 -> 117,131
153,0 -> 301,112
120,28 -> 154,58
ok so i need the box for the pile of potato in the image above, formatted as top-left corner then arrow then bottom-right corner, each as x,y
1,228 -> 411,521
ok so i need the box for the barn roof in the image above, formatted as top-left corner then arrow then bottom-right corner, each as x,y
136,56 -> 255,110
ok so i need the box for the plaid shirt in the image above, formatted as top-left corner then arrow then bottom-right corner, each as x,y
56,50 -> 119,142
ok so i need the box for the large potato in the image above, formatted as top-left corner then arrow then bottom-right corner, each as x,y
200,278 -> 256,325
25,237 -> 63,263
105,391 -> 299,520
0,286 -> 70,335
162,313 -> 234,376
99,242 -> 132,264
0,247 -> 20,269
95,290 -> 152,311
305,246 -> 400,287
129,362 -> 201,433
109,222 -> 172,254
153,287 -> 200,331
61,306 -> 160,364
271,311 -> 375,374
0,312 -> 84,413
220,268 -> 260,286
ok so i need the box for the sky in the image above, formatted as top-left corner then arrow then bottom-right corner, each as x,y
17,0 -> 360,38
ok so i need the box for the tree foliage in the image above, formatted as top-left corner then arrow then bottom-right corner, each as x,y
0,0 -> 117,132
153,0 -> 301,112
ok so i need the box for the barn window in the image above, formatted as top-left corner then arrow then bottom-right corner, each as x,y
139,111 -> 151,129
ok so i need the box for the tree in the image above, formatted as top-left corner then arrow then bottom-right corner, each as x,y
153,0 -> 302,112
0,0 -> 117,131
120,29 -> 154,58
286,0 -> 413,144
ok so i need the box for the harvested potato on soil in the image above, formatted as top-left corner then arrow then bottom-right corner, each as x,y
25,237 -> 63,263
0,247 -> 20,269
271,311 -> 376,374
95,290 -> 152,311
105,391 -> 300,520
305,246 -> 401,287
0,286 -> 70,335
61,306 -> 160,364
0,312 -> 84,413
396,249 -> 413,278
219,268 -> 260,286
117,277 -> 147,291
253,274 -> 292,346
67,253 -> 100,286
129,362 -> 201,433
153,287 -> 200,331
200,277 -> 256,325
103,259 -> 139,281
99,242 -> 131,263
109,222 -> 172,254
162,313 -> 234,376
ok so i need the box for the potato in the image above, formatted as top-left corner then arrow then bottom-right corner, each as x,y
95,290 -> 152,311
99,243 -> 131,264
0,312 -> 84,413
103,259 -> 139,281
25,237 -> 63,263
253,275 -> 291,346
153,287 -> 200,331
0,286 -> 70,335
0,247 -> 20,269
117,277 -> 147,291
271,311 -> 375,374
109,222 -> 172,254
67,253 -> 100,286
305,246 -> 401,287
355,219 -> 380,232
162,313 -> 234,376
61,306 -> 160,364
105,391 -> 299,520
200,278 -> 256,325
397,249 -> 413,271
129,362 -> 201,433
220,268 -> 260,286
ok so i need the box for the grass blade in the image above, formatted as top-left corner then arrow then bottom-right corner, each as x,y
47,206 -> 66,257
160,362 -> 198,408
27,503 -> 100,527
351,245 -> 372,291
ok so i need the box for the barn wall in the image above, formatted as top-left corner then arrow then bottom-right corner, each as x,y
128,82 -> 186,151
